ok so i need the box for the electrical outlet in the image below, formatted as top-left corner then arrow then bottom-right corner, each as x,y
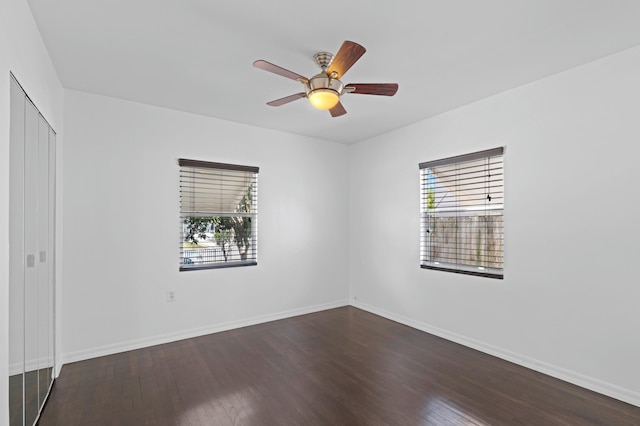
167,290 -> 176,302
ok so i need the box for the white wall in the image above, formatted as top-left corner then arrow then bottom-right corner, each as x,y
0,0 -> 63,424
349,45 -> 640,405
61,90 -> 350,361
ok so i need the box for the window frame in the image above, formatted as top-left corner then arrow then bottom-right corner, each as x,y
179,159 -> 259,271
419,147 -> 504,279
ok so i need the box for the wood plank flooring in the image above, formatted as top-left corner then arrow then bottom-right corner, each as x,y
39,307 -> 640,425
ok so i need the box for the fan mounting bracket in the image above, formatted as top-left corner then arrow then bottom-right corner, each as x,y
313,51 -> 334,70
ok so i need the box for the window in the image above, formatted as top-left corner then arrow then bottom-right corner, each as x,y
419,147 -> 504,279
179,159 -> 258,270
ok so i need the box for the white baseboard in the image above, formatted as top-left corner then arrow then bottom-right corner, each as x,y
9,357 -> 54,376
351,300 -> 640,408
61,299 -> 349,365
9,362 -> 21,376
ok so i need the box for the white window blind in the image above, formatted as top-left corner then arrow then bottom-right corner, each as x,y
179,159 -> 258,270
419,147 -> 504,279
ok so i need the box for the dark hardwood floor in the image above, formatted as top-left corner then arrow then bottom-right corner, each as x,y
39,307 -> 640,425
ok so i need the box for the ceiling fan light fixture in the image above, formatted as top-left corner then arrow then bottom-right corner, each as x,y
308,89 -> 340,110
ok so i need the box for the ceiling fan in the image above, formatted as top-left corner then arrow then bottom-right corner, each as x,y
253,41 -> 398,117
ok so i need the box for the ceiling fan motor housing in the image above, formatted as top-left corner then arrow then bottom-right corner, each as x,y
305,72 -> 344,97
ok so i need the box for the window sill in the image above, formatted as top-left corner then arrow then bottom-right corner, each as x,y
180,261 -> 257,271
420,264 -> 503,280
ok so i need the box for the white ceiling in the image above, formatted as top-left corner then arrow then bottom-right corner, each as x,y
27,0 -> 640,144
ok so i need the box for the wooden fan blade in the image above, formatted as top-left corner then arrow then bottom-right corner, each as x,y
253,60 -> 308,82
267,93 -> 306,106
329,101 -> 347,117
345,83 -> 398,96
327,41 -> 366,79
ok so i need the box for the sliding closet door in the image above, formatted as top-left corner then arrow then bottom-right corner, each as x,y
23,98 -> 40,426
47,128 -> 56,400
9,73 -> 26,426
37,115 -> 53,408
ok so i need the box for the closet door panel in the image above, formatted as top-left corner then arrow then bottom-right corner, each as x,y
24,99 -> 40,426
47,129 -> 56,393
37,115 -> 51,408
9,75 -> 26,426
